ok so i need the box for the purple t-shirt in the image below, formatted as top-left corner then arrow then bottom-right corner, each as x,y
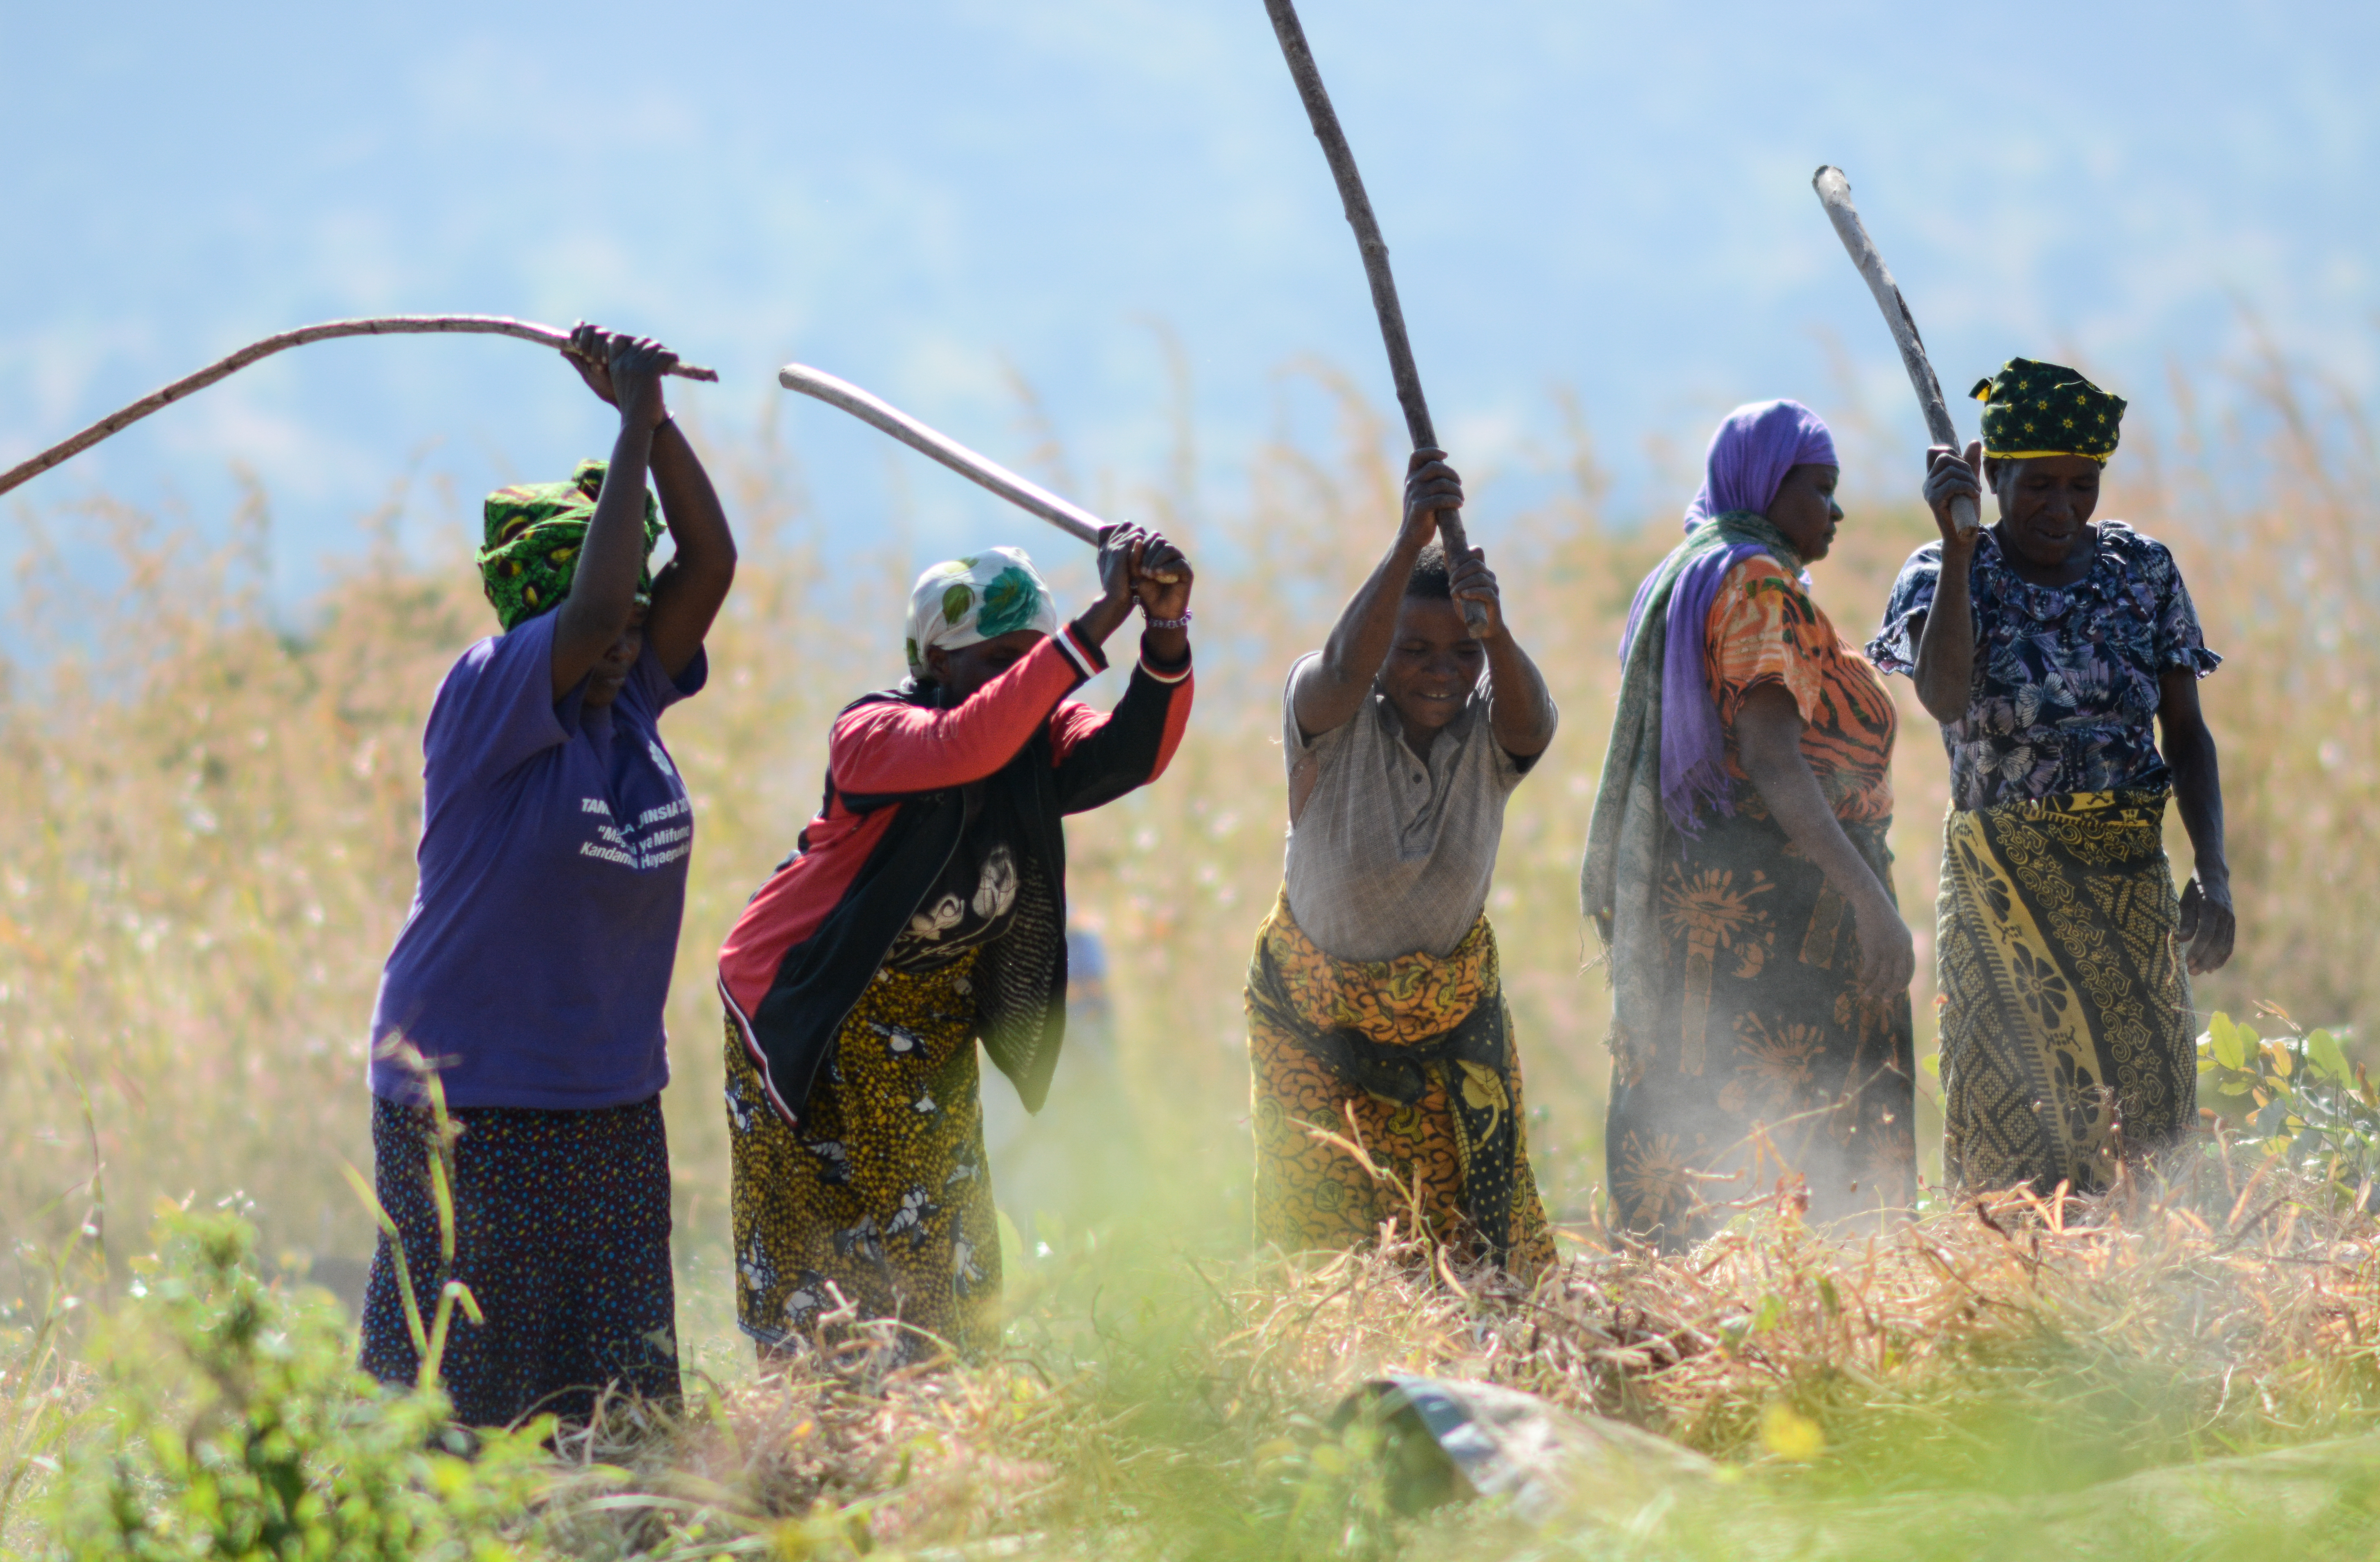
369,611 -> 706,1109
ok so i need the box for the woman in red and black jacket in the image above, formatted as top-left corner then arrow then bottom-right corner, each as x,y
718,526 -> 1193,1360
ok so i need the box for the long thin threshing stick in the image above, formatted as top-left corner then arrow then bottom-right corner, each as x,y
1811,166 -> 1980,535
778,362 -> 1182,581
0,316 -> 719,501
1263,0 -> 1489,630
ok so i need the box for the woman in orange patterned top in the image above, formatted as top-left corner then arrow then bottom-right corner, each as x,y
1582,400 -> 1915,1248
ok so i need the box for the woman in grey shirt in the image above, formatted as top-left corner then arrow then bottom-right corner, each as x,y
1242,450 -> 1559,1276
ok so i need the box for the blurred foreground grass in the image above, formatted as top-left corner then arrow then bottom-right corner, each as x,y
16,1151 -> 2380,1560
4,356 -> 2380,1555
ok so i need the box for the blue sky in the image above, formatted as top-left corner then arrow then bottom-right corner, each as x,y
2,0 -> 2371,598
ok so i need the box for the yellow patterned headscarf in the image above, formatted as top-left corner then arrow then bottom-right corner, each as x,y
476,460 -> 662,630
1971,359 -> 2126,463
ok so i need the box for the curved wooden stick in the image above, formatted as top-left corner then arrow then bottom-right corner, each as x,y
1264,0 -> 1488,630
0,316 -> 719,500
778,361 -> 1182,581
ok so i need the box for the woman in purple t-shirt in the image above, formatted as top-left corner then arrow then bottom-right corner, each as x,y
360,325 -> 736,1427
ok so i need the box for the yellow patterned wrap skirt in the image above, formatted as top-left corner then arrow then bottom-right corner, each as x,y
725,952 -> 1001,1362
1937,789 -> 2195,1194
1245,894 -> 1556,1278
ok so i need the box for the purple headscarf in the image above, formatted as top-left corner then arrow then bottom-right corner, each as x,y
1681,399 -> 1838,533
1634,399 -> 1837,833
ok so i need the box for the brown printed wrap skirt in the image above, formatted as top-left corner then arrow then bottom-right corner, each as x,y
1604,808 -> 1917,1248
725,952 -> 1001,1362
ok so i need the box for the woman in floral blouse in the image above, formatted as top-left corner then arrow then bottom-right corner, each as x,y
1871,358 -> 2233,1197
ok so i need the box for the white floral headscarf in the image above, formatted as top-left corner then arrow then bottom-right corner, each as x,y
904,547 -> 1059,679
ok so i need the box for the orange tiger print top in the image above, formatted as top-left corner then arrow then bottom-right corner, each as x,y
1703,556 -> 1896,824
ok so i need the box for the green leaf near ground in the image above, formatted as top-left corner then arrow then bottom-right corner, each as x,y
2210,1013 -> 2246,1071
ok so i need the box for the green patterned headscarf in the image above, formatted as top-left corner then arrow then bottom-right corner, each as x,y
476,459 -> 663,631
1970,358 -> 2127,463
904,547 -> 1059,679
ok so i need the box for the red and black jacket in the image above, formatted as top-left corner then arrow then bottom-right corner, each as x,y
719,623 -> 1192,1129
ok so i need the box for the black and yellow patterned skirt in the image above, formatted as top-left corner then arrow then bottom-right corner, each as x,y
725,953 -> 1001,1362
1245,895 -> 1557,1279
1938,789 -> 2194,1194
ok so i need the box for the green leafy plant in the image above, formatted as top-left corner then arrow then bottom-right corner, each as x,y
2198,1005 -> 2380,1200
44,1068 -> 550,1562
44,1204 -> 556,1562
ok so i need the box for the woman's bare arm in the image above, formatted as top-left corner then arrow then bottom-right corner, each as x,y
641,419 -> 736,679
1735,684 -> 1913,1002
2160,668 -> 2235,974
1290,450 -> 1460,743
1911,442 -> 1985,724
550,329 -> 671,700
1445,547 -> 1554,758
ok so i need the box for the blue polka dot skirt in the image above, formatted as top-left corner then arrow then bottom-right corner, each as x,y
358,1095 -> 680,1427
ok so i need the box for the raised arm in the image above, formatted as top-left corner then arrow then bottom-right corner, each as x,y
642,420 -> 736,678
1290,450 -> 1463,742
2160,668 -> 2235,974
831,634 -> 1095,798
555,323 -> 735,681
1446,546 -> 1554,759
1910,442 -> 1985,724
550,328 -> 671,699
834,525 -> 1169,795
1045,527 -> 1198,809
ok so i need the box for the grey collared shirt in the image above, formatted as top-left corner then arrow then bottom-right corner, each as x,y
1280,652 -> 1550,963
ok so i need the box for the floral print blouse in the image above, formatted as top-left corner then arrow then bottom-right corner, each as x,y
1867,522 -> 2220,811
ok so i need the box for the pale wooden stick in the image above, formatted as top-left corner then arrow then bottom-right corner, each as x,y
778,361 -> 1182,581
1810,166 -> 1980,534
0,316 -> 718,500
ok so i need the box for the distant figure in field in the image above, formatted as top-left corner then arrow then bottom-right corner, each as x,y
717,529 -> 1193,1363
1584,401 -> 1916,1250
977,922 -> 1144,1236
1245,450 -> 1559,1279
361,326 -> 737,1425
1872,359 -> 2233,1194
1064,924 -> 1113,1035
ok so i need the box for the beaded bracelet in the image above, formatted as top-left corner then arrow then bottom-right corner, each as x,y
1142,608 -> 1193,630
